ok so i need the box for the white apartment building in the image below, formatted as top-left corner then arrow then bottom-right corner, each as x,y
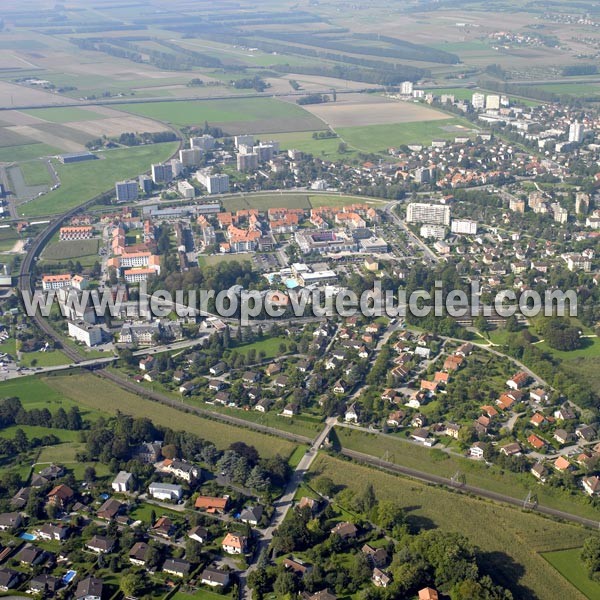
400,81 -> 414,95
451,219 -> 478,234
68,321 -> 103,347
177,180 -> 196,199
406,202 -> 451,226
115,180 -> 138,202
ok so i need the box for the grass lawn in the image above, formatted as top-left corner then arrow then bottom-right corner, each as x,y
19,142 -> 178,218
234,336 -> 291,359
20,349 -> 71,368
288,445 -> 309,468
172,590 -> 233,600
36,441 -> 83,464
221,193 -> 313,212
118,98 -> 320,128
259,130 -> 356,161
43,372 -> 296,457
531,83 -> 600,97
198,253 -> 255,267
309,194 -> 385,208
0,338 -> 16,355
0,143 -> 61,163
0,425 -> 81,443
23,107 -> 107,123
41,238 -> 99,262
537,337 -> 600,360
542,548 -> 600,600
311,454 -> 587,600
337,118 -> 477,153
335,427 -> 600,521
129,502 -> 183,524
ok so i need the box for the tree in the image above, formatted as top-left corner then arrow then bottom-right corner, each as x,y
274,570 -> 297,596
84,466 -> 96,484
314,476 -> 336,497
351,552 -> 372,584
582,535 -> 600,580
120,573 -> 146,597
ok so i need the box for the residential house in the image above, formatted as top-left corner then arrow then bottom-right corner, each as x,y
411,428 -> 432,445
303,589 -> 337,600
331,521 -> 358,539
160,459 -> 200,482
530,413 -> 546,427
152,516 -> 175,538
362,544 -> 389,568
284,557 -> 313,578
37,522 -> 69,541
381,389 -> 397,403
582,475 -> 600,496
111,471 -> 133,493
386,410 -> 405,427
86,535 -> 115,554
298,497 -> 320,513
208,379 -> 225,391
372,568 -> 392,588
531,463 -> 548,482
528,434 -> 546,450
0,569 -> 20,592
553,429 -> 571,445
129,542 -> 150,566
469,442 -> 486,459
139,355 -> 155,371
530,388 -> 548,403
344,403 -> 359,423
507,372 -> 530,390
418,588 -> 439,600
283,402 -> 299,417
445,423 -> 461,439
163,558 -> 191,577
188,525 -> 209,544
148,483 -> 183,502
200,567 -> 230,588
554,456 -> 571,472
240,506 -> 263,526
209,362 -> 226,376
195,495 -> 228,514
17,545 -> 45,566
576,425 -> 596,442
554,405 -> 576,421
97,498 -> 122,520
28,574 -> 59,595
47,484 -> 74,509
255,398 -> 273,412
222,532 -> 248,554
333,380 -> 346,394
500,442 -> 522,456
0,512 -> 22,531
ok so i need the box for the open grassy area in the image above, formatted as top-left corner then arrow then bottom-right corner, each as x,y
310,454 -> 587,600
222,193 -> 313,212
235,336 -> 291,359
337,118 -> 477,153
198,253 -> 255,267
531,83 -> 600,97
0,425 -> 81,443
41,238 -> 99,264
309,194 -> 385,208
19,160 -> 53,186
260,130 -> 356,161
20,349 -> 72,368
118,98 -> 323,129
537,337 -> 600,360
20,142 -> 177,217
542,548 -> 600,600
23,107 -> 107,123
43,372 -> 296,458
335,427 -> 600,521
0,143 -> 61,163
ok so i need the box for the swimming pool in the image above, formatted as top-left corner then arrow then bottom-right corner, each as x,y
62,570 -> 77,584
19,532 -> 36,541
285,278 -> 299,289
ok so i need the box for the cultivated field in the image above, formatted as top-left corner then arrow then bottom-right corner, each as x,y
298,93 -> 449,128
43,372 -> 297,458
542,548 -> 600,600
118,98 -> 325,133
19,141 -> 178,217
310,454 -> 587,600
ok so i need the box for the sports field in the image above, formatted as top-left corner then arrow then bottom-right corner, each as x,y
19,142 -> 178,218
118,98 -> 325,132
337,118 -> 477,153
310,454 -> 587,600
41,239 -> 99,263
542,548 -> 600,600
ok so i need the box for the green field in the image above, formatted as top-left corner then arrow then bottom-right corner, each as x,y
542,548 -> 600,599
335,427 -> 600,521
337,118 -> 477,153
235,336 -> 291,359
537,337 -> 600,360
311,454 -> 587,600
23,107 -> 107,123
260,130 -> 357,161
43,372 -> 296,458
19,160 -> 53,186
118,98 -> 323,130
0,143 -> 61,163
222,193 -> 313,212
20,349 -> 72,368
41,238 -> 99,263
531,83 -> 600,97
0,424 -> 81,443
309,194 -> 385,208
19,142 -> 178,218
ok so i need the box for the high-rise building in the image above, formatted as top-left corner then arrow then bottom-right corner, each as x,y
485,94 -> 501,110
151,163 -> 173,184
406,203 -> 450,226
472,93 -> 485,110
179,148 -> 203,167
139,175 -> 153,195
115,180 -> 139,202
401,81 -> 414,95
190,135 -> 215,151
237,153 -> 259,172
253,144 -> 275,162
568,121 -> 583,143
196,170 -> 229,195
576,192 -> 590,215
170,159 -> 184,178
451,219 -> 478,235
234,135 -> 255,149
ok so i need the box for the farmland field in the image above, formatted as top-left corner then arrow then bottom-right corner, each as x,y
22,107 -> 107,123
19,142 -> 178,217
43,372 -> 297,458
0,143 -> 61,163
299,93 -> 448,128
542,548 -> 600,600
310,454 -> 587,600
118,98 -> 324,132
337,118 -> 478,153
258,130 -> 356,161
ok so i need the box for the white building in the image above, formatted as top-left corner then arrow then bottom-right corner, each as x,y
568,121 -> 583,143
148,482 -> 183,501
179,148 -> 203,167
400,81 -> 414,95
190,135 -> 215,150
451,219 -> 478,234
420,224 -> 446,239
111,471 -> 133,492
472,93 -> 485,110
196,170 -> 229,194
406,202 -> 450,226
234,134 -> 255,148
177,180 -> 196,199
486,94 -> 501,110
67,321 -> 103,347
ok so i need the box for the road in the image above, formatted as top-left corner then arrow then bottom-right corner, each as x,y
239,417 -> 337,599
